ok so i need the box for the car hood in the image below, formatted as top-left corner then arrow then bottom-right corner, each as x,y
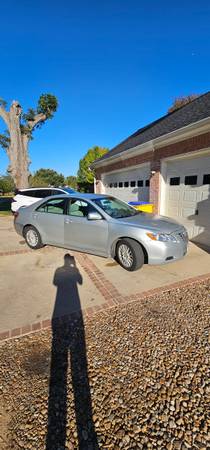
117,213 -> 183,233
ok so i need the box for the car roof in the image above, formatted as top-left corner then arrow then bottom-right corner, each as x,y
44,193 -> 109,200
18,187 -> 66,191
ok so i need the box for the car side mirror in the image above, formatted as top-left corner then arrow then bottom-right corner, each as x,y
87,211 -> 102,221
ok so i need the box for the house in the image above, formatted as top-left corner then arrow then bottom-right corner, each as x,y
92,92 -> 210,246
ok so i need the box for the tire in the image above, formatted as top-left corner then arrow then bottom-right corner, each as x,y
24,225 -> 44,250
116,238 -> 144,271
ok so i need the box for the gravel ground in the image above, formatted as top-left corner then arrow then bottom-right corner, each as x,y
0,281 -> 210,450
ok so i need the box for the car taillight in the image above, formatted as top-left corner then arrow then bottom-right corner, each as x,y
14,211 -> 19,220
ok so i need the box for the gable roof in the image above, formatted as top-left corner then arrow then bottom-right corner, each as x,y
94,91 -> 210,165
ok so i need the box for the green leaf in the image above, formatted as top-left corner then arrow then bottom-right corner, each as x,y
77,146 -> 108,184
30,168 -> 65,188
37,94 -> 58,119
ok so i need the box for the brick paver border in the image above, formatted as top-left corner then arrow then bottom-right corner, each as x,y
0,248 -> 210,342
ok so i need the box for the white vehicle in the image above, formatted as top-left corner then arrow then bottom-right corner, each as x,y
11,187 -> 76,212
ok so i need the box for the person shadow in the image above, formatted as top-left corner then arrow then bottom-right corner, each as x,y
46,254 -> 99,450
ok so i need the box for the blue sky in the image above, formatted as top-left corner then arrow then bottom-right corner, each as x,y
0,0 -> 210,177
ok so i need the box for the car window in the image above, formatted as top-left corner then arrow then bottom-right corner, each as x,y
19,190 -> 37,197
51,189 -> 61,195
36,198 -> 66,214
35,189 -> 52,198
93,197 -> 139,219
67,199 -> 90,217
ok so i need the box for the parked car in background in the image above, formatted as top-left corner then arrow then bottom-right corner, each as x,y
11,187 -> 76,212
14,193 -> 188,271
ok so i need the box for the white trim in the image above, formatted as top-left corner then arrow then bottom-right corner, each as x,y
93,142 -> 154,168
93,116 -> 210,169
162,147 -> 210,163
100,162 -> 150,176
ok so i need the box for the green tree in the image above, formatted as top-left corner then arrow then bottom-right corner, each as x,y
0,174 -> 15,193
77,146 -> 108,184
168,94 -> 199,113
65,175 -> 78,190
0,94 -> 58,188
30,168 -> 65,187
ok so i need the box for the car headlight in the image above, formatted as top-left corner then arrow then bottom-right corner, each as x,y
146,232 -> 178,243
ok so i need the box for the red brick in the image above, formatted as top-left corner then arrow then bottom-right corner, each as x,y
85,307 -> 95,316
21,325 -> 32,335
42,319 -> 51,329
32,322 -> 41,331
0,331 -> 10,341
96,152 -> 153,176
155,131 -> 210,160
11,328 -> 21,337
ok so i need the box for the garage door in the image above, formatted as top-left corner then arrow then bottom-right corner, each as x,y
165,153 -> 210,245
102,164 -> 150,203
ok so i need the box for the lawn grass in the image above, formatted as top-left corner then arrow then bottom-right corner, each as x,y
0,210 -> 12,216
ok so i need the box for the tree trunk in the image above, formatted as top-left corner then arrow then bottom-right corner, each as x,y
0,100 -> 47,189
7,102 -> 30,189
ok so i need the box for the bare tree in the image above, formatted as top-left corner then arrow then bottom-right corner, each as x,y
0,94 -> 58,188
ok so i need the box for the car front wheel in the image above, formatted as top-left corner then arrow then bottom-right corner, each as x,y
24,226 -> 44,250
116,238 -> 144,271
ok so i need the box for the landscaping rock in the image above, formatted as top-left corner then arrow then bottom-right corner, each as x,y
0,280 -> 209,449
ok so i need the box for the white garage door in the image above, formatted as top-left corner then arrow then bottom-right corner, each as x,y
165,153 -> 210,246
102,164 -> 150,203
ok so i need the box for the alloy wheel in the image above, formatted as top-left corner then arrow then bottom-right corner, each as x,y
118,243 -> 134,268
26,229 -> 38,247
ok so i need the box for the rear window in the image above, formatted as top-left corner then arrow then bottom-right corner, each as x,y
17,189 -> 52,198
35,189 -> 52,198
18,190 -> 37,197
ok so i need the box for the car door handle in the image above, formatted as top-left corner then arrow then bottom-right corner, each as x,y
65,218 -> 73,224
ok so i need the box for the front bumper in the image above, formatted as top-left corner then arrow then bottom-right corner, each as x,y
146,234 -> 188,265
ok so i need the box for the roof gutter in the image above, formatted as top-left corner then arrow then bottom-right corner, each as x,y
91,141 -> 154,169
91,116 -> 210,169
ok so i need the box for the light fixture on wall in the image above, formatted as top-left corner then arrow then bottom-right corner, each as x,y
151,170 -> 156,176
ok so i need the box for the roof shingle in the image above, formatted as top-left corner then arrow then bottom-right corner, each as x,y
95,91 -> 210,164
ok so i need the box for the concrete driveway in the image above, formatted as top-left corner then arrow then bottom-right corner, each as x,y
0,216 -> 210,339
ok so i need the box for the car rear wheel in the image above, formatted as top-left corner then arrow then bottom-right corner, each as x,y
24,226 -> 44,250
116,238 -> 144,271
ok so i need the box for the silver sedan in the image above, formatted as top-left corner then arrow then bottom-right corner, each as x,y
14,193 -> 188,271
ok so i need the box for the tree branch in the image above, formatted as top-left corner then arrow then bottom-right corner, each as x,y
0,106 -> 10,128
27,113 -> 46,130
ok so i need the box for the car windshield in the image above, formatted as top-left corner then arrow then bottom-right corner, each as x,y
62,187 -> 76,194
93,197 -> 140,219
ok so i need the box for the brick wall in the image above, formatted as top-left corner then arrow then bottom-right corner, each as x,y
149,161 -> 161,214
154,131 -> 210,162
96,151 -> 154,177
